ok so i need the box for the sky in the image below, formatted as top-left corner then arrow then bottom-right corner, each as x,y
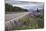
5,0 -> 44,11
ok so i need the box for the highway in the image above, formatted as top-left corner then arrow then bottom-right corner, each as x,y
5,12 -> 30,22
5,12 -> 31,31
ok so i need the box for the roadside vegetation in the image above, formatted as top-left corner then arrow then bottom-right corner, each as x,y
12,15 -> 44,30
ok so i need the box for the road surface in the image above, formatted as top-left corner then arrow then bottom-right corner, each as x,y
5,12 -> 30,22
5,12 -> 31,31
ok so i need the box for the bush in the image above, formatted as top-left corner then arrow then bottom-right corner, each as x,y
18,17 -> 32,25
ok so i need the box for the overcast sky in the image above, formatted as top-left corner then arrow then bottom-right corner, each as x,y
5,0 -> 44,10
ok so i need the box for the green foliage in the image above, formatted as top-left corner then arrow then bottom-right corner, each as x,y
5,4 -> 13,12
5,3 -> 28,12
33,15 -> 44,28
18,17 -> 32,25
12,15 -> 44,30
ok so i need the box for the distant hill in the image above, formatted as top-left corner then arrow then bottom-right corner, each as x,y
5,3 -> 28,12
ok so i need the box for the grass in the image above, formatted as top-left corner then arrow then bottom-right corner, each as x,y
12,15 -> 44,30
18,17 -> 32,25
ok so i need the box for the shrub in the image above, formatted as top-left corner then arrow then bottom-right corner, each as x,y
18,17 -> 32,25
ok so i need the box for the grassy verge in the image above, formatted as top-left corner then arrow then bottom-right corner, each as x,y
12,15 -> 44,30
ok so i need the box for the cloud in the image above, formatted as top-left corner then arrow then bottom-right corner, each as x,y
5,0 -> 44,4
5,0 -> 44,10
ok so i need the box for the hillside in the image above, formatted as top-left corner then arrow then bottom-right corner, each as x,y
5,3 -> 28,12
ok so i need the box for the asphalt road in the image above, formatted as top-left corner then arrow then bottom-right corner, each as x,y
5,12 -> 31,31
5,12 -> 30,22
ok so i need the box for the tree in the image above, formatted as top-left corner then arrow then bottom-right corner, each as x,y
5,3 -> 28,12
5,3 -> 13,12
